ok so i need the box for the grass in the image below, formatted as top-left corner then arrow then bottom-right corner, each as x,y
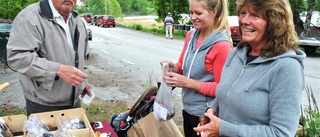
0,98 -> 128,123
0,107 -> 26,117
82,98 -> 128,123
117,17 -> 187,40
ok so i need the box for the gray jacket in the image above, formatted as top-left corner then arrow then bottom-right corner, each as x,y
209,45 -> 305,136
164,16 -> 174,26
6,0 -> 88,106
182,29 -> 230,116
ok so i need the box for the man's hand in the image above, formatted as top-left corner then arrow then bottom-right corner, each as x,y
57,64 -> 87,86
81,83 -> 92,97
194,108 -> 221,137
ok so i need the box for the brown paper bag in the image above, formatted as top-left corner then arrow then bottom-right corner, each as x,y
127,112 -> 183,137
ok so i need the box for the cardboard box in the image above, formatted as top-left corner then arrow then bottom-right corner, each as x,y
25,108 -> 95,137
1,114 -> 27,137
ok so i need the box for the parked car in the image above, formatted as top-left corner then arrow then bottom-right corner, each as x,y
0,19 -> 13,64
91,15 -> 103,26
227,16 -> 241,47
80,18 -> 91,60
0,19 -> 12,33
175,16 -> 241,47
82,13 -> 92,23
299,36 -> 320,53
97,15 -> 116,28
81,18 -> 92,41
299,12 -> 320,54
299,24 -> 320,52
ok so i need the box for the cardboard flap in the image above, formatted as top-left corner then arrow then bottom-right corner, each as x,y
127,112 -> 183,137
2,114 -> 27,132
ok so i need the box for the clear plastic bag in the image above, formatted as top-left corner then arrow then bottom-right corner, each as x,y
153,63 -> 175,121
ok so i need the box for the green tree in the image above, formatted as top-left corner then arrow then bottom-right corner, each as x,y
117,0 -> 133,14
108,0 -> 124,17
302,0 -> 316,37
153,0 -> 189,24
82,0 -> 123,18
0,0 -> 40,20
289,0 -> 306,35
228,0 -> 236,16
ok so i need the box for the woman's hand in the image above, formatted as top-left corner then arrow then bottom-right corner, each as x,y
162,71 -> 189,88
160,60 -> 178,73
193,108 -> 221,137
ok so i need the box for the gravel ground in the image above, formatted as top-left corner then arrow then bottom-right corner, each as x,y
0,51 -> 184,125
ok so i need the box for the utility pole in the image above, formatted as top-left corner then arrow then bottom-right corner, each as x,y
105,0 -> 107,15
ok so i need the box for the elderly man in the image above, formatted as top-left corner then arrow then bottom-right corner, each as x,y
164,13 -> 174,39
6,0 -> 92,116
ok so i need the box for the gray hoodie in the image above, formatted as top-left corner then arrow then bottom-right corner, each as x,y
209,45 -> 306,136
182,29 -> 230,116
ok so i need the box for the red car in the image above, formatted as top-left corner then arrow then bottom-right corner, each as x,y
82,13 -> 92,23
97,15 -> 116,28
227,16 -> 241,47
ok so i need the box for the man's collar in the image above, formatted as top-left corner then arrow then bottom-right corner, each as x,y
39,0 -> 78,20
49,0 -> 71,19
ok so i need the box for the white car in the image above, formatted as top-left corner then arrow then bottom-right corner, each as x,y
81,17 -> 92,41
299,11 -> 320,54
299,37 -> 320,53
80,18 -> 91,60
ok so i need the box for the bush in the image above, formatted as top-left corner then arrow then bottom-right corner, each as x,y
299,86 -> 320,137
131,23 -> 143,30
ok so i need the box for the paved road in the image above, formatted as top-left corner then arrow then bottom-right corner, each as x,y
1,26 -> 319,113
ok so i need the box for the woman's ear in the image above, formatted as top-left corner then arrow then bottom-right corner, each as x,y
211,8 -> 218,17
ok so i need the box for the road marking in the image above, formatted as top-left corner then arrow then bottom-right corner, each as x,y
140,39 -> 160,46
89,43 -> 95,47
102,50 -> 109,54
121,59 -> 135,65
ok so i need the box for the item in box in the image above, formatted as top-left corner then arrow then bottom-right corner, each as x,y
23,115 -> 51,135
43,133 -> 54,137
91,120 -> 117,137
0,118 -> 10,137
58,117 -> 85,130
25,108 -> 95,137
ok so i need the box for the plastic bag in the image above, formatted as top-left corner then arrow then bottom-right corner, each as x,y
153,63 -> 175,121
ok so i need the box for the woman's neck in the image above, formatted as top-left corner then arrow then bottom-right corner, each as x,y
248,40 -> 266,56
198,29 -> 211,42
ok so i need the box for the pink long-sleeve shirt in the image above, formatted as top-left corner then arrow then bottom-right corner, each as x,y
176,31 -> 233,97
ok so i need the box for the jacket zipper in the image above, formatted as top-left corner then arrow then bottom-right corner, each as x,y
227,65 -> 247,96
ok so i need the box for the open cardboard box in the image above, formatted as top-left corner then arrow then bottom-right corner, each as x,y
1,114 -> 27,137
24,108 -> 95,137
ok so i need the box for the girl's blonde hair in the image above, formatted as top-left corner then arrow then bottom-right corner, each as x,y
190,0 -> 231,39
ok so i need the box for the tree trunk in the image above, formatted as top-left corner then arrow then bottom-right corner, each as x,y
302,0 -> 316,37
